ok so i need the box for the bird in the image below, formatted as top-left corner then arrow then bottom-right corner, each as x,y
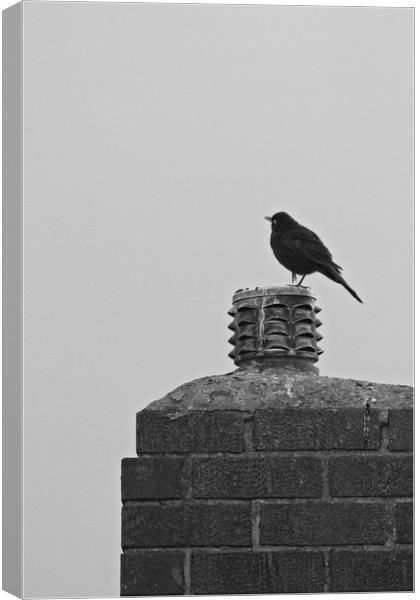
265,212 -> 362,303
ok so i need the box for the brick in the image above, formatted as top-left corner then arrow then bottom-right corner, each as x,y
329,456 -> 413,497
395,502 -> 413,543
136,410 -> 245,453
330,549 -> 413,592
120,551 -> 184,596
389,409 -> 413,451
122,501 -> 251,547
192,456 -> 322,499
260,501 -> 386,545
254,408 -> 380,450
191,550 -> 324,594
121,457 -> 184,501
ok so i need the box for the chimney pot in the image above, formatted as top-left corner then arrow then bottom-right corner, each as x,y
228,286 -> 323,372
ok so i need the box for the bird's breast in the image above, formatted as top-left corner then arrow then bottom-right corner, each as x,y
270,232 -> 316,275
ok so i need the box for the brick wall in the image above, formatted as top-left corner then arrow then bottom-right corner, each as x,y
120,371 -> 413,595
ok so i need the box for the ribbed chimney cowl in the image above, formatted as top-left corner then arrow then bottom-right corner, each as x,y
121,286 -> 413,596
228,286 -> 323,372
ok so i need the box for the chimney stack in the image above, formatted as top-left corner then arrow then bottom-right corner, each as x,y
121,286 -> 413,596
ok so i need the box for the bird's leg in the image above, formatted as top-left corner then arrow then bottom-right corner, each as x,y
292,272 -> 297,284
296,275 -> 306,287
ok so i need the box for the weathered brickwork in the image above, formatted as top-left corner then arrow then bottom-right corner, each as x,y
121,371 -> 413,595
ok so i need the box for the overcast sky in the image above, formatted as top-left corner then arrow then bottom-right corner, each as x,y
22,3 -> 413,596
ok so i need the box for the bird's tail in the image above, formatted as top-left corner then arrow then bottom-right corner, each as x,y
339,277 -> 363,303
319,263 -> 363,303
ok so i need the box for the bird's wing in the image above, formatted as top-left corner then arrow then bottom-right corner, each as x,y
283,227 -> 342,270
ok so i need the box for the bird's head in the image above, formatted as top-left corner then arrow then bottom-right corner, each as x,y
264,212 -> 297,230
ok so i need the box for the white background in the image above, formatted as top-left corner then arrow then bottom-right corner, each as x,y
0,1 -> 416,599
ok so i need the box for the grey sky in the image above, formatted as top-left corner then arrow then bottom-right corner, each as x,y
21,3 -> 413,596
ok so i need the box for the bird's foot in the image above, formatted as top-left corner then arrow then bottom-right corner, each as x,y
292,272 -> 297,284
295,275 -> 306,287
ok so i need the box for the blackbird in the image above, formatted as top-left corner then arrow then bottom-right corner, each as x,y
265,212 -> 362,303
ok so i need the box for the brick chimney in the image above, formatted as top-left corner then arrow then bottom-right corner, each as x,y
121,286 -> 413,595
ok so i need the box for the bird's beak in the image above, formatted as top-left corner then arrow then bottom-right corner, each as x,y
264,216 -> 272,222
